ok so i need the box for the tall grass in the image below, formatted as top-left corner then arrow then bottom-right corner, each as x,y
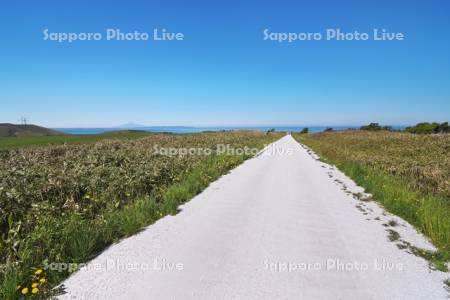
295,132 -> 449,268
336,161 -> 449,250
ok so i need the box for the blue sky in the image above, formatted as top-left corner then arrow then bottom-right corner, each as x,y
1,0 -> 449,127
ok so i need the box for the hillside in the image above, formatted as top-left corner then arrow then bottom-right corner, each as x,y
0,123 -> 62,137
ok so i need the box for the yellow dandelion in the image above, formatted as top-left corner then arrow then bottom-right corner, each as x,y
32,282 -> 38,288
39,278 -> 47,283
32,287 -> 39,294
21,287 -> 29,295
34,269 -> 43,275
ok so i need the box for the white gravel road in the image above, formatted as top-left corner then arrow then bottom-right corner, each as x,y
59,135 -> 448,299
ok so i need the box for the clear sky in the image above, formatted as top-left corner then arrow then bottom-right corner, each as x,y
1,0 -> 449,127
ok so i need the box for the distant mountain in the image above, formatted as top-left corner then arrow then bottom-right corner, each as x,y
117,123 -> 147,129
0,123 -> 63,137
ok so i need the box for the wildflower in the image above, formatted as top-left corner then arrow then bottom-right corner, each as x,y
40,278 -> 47,283
34,269 -> 43,275
32,287 -> 39,294
21,287 -> 29,295
32,282 -> 38,288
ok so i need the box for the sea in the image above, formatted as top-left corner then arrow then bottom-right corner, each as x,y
54,126 -> 365,135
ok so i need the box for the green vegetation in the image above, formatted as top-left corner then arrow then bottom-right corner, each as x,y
360,121 -> 450,134
406,122 -> 450,134
0,131 -> 152,150
0,131 -> 280,299
300,128 -> 309,134
294,131 -> 450,270
360,122 -> 392,131
387,229 -> 400,242
387,219 -> 398,227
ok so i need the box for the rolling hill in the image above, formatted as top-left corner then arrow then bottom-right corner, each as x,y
0,123 -> 63,137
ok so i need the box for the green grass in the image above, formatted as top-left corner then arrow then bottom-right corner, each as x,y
294,133 -> 450,271
335,161 -> 449,251
0,131 -> 151,149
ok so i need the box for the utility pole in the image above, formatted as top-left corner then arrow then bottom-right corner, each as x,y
19,116 -> 27,126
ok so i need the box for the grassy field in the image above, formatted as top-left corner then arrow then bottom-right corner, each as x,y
294,131 -> 450,269
0,131 -> 153,150
0,131 -> 281,299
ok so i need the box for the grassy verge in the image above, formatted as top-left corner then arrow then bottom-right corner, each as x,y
0,132 -> 280,299
294,132 -> 449,271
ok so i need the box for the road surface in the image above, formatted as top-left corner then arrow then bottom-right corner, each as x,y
60,135 -> 448,299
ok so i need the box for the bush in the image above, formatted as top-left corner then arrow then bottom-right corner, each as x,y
300,128 -> 309,134
360,123 -> 382,131
360,123 -> 394,132
406,122 -> 450,134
